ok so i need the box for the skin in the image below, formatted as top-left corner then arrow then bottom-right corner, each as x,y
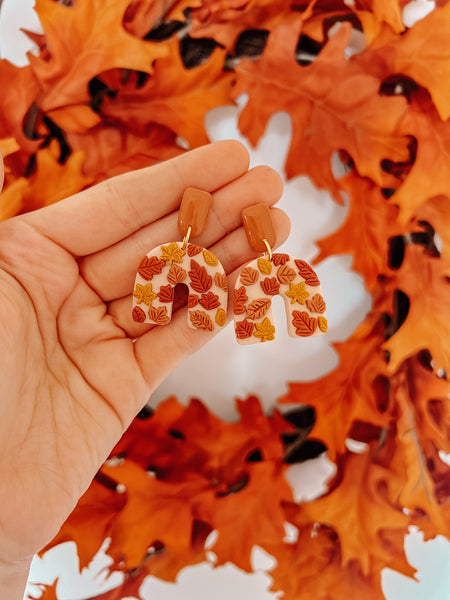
0,140 -> 289,597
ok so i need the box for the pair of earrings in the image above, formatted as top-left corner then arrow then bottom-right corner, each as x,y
131,188 -> 327,344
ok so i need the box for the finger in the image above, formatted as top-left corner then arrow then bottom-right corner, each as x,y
22,140 -> 250,257
80,165 -> 283,302
108,208 -> 291,339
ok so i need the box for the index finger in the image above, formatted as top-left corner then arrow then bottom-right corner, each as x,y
21,140 -> 250,257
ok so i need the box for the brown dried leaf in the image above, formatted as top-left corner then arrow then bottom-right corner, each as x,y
273,253 -> 290,266
187,244 -> 203,256
132,305 -> 146,323
137,255 -> 165,280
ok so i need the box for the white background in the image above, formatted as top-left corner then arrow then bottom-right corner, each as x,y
1,1 -> 449,598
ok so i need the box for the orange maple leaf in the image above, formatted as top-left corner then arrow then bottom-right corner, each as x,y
29,0 -> 169,112
315,173 -> 400,290
382,245 -> 450,373
280,315 -> 391,459
289,446 -> 410,574
234,20 -> 409,200
101,39 -> 233,147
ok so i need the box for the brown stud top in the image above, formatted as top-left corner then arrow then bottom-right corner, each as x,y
242,203 -> 276,253
178,188 -> 212,238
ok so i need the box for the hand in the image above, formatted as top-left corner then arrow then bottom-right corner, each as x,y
0,141 -> 288,594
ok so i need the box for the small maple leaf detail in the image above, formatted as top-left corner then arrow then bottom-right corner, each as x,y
235,319 -> 255,339
260,277 -> 280,296
189,309 -> 213,331
240,267 -> 259,286
187,243 -> 203,256
253,317 -> 276,342
167,264 -> 187,285
285,282 -> 309,304
273,253 -> 290,266
149,305 -> 170,325
234,286 -> 249,315
160,242 -> 186,265
277,264 -> 297,284
133,283 -> 157,306
257,258 -> 272,274
214,272 -> 228,291
199,291 -> 220,310
157,284 -> 174,303
306,294 -> 326,313
137,255 -> 165,280
292,311 -> 317,336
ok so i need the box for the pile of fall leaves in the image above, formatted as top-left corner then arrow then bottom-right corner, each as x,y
1,0 -> 450,598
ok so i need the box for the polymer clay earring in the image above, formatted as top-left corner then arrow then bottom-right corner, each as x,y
234,203 -> 327,344
132,188 -> 228,332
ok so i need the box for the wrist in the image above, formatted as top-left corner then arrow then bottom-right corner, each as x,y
0,557 -> 31,599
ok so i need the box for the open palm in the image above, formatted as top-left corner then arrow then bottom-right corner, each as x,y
0,141 -> 287,585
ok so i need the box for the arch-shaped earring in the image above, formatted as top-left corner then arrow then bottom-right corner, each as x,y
132,188 -> 228,332
234,204 -> 327,344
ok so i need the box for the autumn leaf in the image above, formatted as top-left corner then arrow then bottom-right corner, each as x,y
280,316 -> 391,459
167,264 -> 187,285
188,294 -> 199,308
138,255 -> 165,280
202,249 -> 219,266
102,39 -> 233,147
214,271 -> 228,291
246,297 -> 271,320
239,266 -> 259,286
315,173 -> 400,290
235,318 -> 254,339
253,317 -> 275,342
215,308 -> 226,327
160,242 -> 186,266
132,306 -> 146,323
149,305 -> 170,325
276,263 -> 296,284
290,446 -> 410,574
157,284 -> 174,303
294,260 -> 320,286
260,277 -> 280,296
189,309 -> 214,331
234,20 -> 409,198
187,243 -> 203,256
189,259 -> 213,294
133,282 -> 157,306
257,257 -> 272,274
306,293 -> 326,314
272,253 -> 290,266
382,245 -> 450,372
233,286 -> 248,315
285,282 -> 309,305
199,291 -> 220,310
29,0 -> 169,112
